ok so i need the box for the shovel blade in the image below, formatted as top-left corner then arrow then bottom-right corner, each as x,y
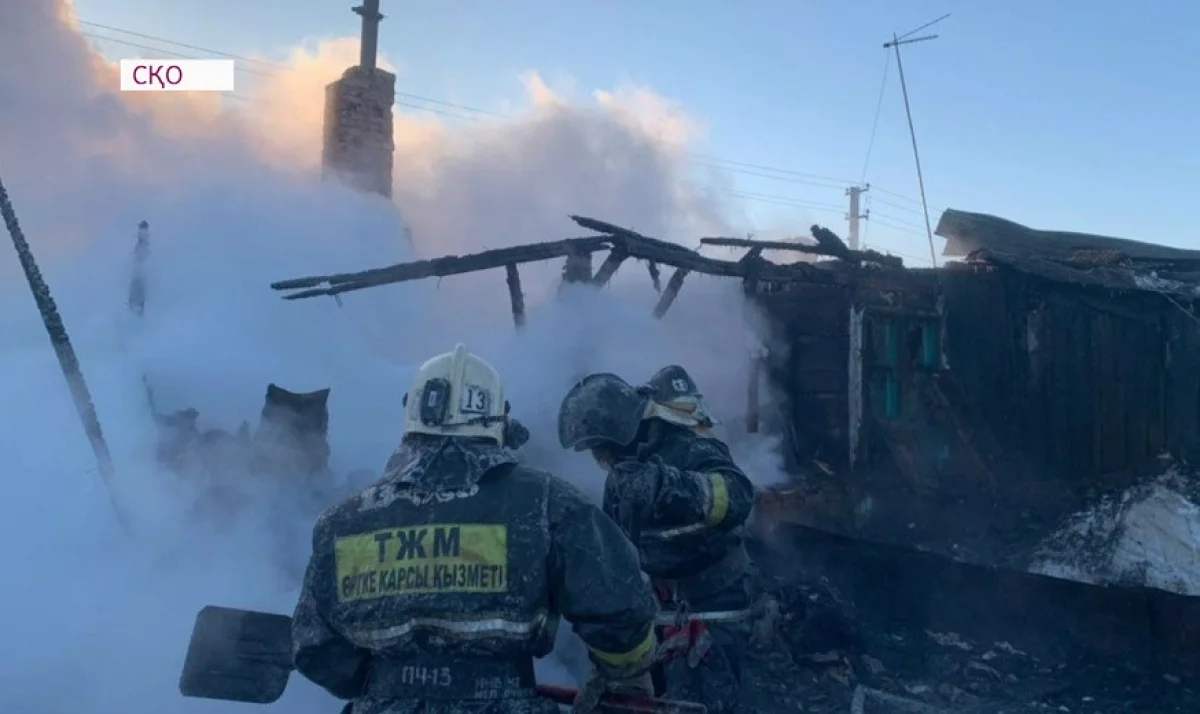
178,605 -> 294,704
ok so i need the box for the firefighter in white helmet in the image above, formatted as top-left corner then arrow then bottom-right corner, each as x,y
291,344 -> 659,714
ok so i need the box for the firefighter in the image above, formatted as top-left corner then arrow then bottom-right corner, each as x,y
557,371 -> 759,714
291,344 -> 660,714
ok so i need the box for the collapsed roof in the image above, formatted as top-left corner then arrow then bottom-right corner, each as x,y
938,209 -> 1200,297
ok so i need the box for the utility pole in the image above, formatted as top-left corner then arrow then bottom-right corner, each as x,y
846,185 -> 868,250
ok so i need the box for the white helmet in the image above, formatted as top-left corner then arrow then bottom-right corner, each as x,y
402,343 -> 507,444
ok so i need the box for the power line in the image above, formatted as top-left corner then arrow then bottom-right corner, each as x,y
79,19 -> 930,206
78,21 -> 931,243
860,52 -> 890,184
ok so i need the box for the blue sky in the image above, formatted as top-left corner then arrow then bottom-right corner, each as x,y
72,0 -> 1199,264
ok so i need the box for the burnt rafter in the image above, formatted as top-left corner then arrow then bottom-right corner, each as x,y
701,227 -> 905,268
270,215 -> 839,301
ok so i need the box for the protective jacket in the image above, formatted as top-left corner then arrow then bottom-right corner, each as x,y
602,420 -> 755,604
291,434 -> 659,714
601,422 -> 757,714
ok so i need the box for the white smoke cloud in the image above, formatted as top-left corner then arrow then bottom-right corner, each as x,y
0,1 -> 788,711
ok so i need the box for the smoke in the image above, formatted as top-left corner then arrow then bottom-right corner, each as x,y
0,1 -> 787,711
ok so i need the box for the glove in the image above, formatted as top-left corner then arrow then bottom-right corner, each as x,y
606,458 -> 665,537
572,670 -> 654,714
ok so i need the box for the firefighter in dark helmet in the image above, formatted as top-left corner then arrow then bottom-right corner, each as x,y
291,344 -> 660,714
557,369 -> 758,714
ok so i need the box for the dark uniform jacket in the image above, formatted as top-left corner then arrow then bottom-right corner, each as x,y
602,421 -> 756,611
291,434 -> 659,714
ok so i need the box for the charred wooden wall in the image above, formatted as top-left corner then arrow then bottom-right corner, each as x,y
757,282 -> 852,473
942,264 -> 1200,485
756,268 -> 941,478
756,262 -> 1200,561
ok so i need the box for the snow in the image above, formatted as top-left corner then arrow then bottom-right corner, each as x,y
1030,462 -> 1200,596
0,3 -> 790,712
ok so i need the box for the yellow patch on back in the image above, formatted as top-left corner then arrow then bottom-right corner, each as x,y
334,523 -> 508,602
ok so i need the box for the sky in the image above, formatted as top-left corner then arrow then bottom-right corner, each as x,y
68,0 -> 1200,266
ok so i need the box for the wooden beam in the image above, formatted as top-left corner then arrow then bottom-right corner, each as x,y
700,236 -> 904,267
272,216 -> 843,301
653,267 -> 689,318
561,247 -> 593,285
504,263 -> 525,328
741,247 -> 765,296
747,355 -> 761,433
592,247 -> 628,287
271,236 -> 612,299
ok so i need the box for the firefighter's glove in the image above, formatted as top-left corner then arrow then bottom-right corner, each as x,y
607,458 -> 667,534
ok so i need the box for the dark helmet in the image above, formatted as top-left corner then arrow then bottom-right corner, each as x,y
645,364 -> 718,428
557,373 -> 652,451
647,364 -> 700,403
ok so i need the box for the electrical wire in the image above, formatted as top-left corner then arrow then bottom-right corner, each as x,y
860,52 -> 890,184
79,19 -> 932,248
79,19 -> 930,206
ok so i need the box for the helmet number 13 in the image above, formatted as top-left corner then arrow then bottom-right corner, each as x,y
460,385 -> 491,414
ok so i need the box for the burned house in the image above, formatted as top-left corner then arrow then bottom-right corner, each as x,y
756,209 -> 1200,571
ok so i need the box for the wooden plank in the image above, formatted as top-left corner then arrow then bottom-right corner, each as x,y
272,236 -> 613,296
1049,299 -> 1073,476
1164,312 -> 1199,454
788,337 -> 848,372
766,302 -> 850,336
591,247 -> 628,287
699,236 -> 904,267
1111,313 -> 1129,471
1024,301 -> 1049,470
791,369 -> 849,393
504,263 -> 525,328
1072,305 -> 1095,477
653,267 -> 688,318
1091,310 -> 1107,475
1125,320 -> 1148,467
1094,312 -> 1117,473
1147,317 -> 1167,456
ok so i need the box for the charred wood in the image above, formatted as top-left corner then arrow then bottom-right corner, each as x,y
273,217 -> 838,300
653,267 -> 689,318
272,236 -> 611,299
504,263 -> 525,328
561,247 -> 593,284
700,234 -> 904,267
747,355 -> 761,433
592,247 -> 628,287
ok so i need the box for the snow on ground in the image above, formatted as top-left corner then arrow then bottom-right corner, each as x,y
1030,460 -> 1200,595
0,3 -> 789,712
